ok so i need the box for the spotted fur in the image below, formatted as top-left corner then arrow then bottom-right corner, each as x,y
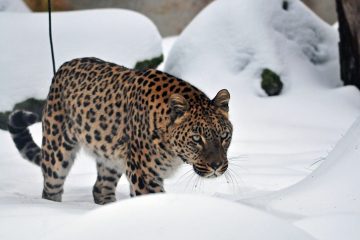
8,57 -> 232,204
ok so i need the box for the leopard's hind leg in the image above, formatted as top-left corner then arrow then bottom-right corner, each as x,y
41,108 -> 79,202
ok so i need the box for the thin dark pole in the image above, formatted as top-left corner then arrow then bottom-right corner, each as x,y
48,0 -> 56,75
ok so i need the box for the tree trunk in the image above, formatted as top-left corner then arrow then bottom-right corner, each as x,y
336,0 -> 360,89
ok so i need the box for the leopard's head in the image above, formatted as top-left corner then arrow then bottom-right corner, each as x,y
168,89 -> 232,178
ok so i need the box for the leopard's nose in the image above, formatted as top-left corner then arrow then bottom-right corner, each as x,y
210,162 -> 221,170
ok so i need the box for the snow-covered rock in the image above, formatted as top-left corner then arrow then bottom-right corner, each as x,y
165,0 -> 340,96
53,194 -> 314,240
0,9 -> 162,111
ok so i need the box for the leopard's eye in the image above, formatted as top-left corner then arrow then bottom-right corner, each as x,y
221,131 -> 229,140
192,135 -> 201,143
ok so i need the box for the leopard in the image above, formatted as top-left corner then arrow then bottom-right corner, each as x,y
8,57 -> 233,205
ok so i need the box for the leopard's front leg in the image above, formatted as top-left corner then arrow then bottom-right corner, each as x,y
125,158 -> 165,197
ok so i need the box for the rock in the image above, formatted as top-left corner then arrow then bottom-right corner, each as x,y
261,69 -> 283,96
0,98 -> 45,131
134,54 -> 164,70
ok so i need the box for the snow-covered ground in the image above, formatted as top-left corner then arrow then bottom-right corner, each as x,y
1,0 -> 360,239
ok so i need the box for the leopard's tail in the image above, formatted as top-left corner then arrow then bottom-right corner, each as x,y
8,110 -> 41,166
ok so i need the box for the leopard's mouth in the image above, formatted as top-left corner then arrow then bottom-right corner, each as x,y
192,163 -> 227,178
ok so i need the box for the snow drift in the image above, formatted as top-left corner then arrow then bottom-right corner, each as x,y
294,213 -> 360,240
0,9 -> 162,111
53,194 -> 314,240
245,115 -> 360,217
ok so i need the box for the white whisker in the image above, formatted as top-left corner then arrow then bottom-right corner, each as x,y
225,171 -> 238,193
193,175 -> 201,192
227,167 -> 245,190
175,168 -> 194,184
229,162 -> 249,173
228,155 -> 248,161
184,172 -> 197,191
224,172 -> 231,184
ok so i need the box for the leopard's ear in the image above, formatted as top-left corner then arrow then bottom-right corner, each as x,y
169,94 -> 189,122
213,89 -> 230,112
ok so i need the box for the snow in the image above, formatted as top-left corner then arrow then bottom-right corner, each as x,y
164,0 -> 360,156
165,0 -> 341,96
0,9 -> 162,111
0,0 -> 30,12
1,0 -> 360,239
294,214 -> 360,240
53,194 -> 314,240
245,115 -> 360,217
157,36 -> 178,71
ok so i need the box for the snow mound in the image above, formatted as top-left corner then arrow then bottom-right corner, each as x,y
164,0 -> 340,97
0,10 -> 162,111
162,0 -> 360,157
0,0 -> 30,12
294,213 -> 360,240
53,194 -> 314,240
245,115 -> 360,217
